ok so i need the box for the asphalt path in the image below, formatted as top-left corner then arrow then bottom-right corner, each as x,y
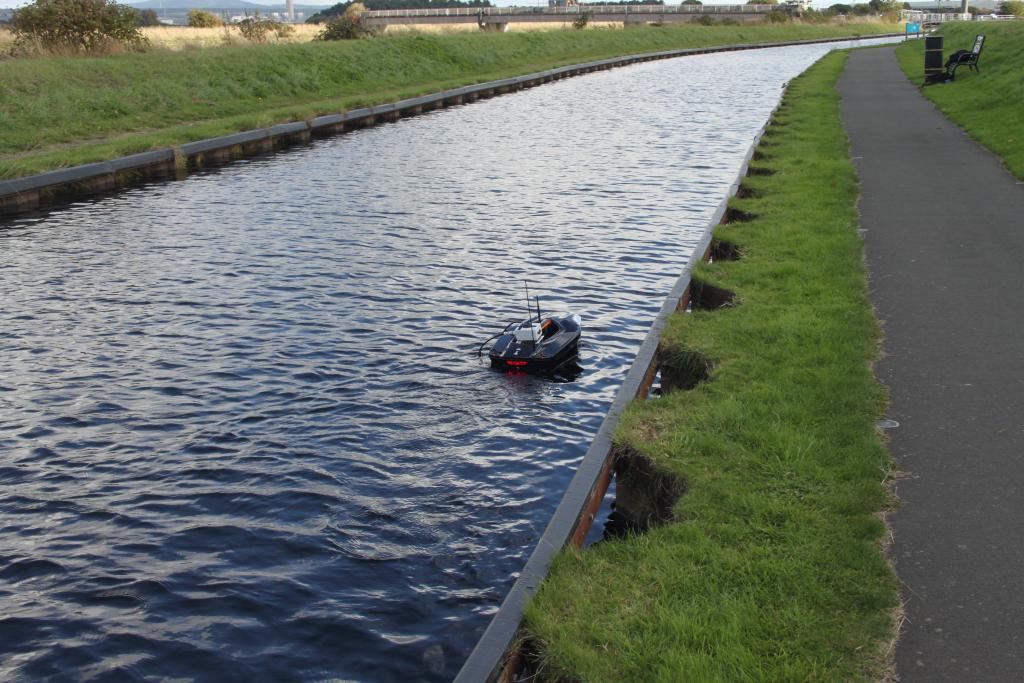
838,46 -> 1024,681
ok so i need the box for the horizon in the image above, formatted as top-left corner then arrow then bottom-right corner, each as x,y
0,0 -> 981,12
0,0 -> 953,12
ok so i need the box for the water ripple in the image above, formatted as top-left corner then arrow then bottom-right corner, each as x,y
0,39 -> 897,682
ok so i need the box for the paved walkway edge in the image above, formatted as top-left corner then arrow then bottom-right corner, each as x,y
839,46 -> 1024,682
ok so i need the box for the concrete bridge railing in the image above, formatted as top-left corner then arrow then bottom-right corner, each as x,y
364,4 -> 790,18
900,9 -> 971,23
362,3 -> 795,28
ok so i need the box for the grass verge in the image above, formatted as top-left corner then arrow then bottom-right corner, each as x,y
895,22 -> 1024,179
0,23 -> 898,180
524,50 -> 898,681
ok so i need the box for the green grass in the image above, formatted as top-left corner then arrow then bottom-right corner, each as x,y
524,51 -> 898,682
896,22 -> 1024,179
0,23 -> 898,179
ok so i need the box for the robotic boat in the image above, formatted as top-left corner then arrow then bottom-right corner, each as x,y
483,285 -> 581,373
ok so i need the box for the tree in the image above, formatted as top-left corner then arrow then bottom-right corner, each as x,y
11,0 -> 147,53
135,8 -> 160,26
827,3 -> 853,12
682,0 -> 703,5
187,9 -> 222,27
747,0 -> 778,4
1000,0 -> 1024,15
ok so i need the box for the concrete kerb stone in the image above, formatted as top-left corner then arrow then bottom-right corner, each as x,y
370,103 -> 400,122
393,94 -> 443,112
268,121 -> 310,137
4,161 -> 101,195
179,128 -> 269,156
343,107 -> 375,127
0,33 -> 901,218
310,113 -> 346,137
0,149 -> 173,198
107,149 -> 175,174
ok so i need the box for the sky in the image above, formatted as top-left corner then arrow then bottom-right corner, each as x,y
0,0 -> 923,11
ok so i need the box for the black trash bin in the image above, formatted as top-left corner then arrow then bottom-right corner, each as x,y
924,35 -> 947,84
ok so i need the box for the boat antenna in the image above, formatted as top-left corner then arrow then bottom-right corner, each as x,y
524,280 -> 536,344
535,295 -> 541,323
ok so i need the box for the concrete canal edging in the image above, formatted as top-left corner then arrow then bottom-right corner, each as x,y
0,33 -> 901,219
452,72 -> 793,683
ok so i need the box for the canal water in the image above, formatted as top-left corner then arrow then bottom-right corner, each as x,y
0,38 -> 897,682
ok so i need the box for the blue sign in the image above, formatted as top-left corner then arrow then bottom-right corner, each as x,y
906,22 -> 921,34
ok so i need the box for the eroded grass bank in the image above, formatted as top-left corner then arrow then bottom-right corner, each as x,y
895,22 -> 1024,180
524,51 -> 898,681
0,23 -> 897,180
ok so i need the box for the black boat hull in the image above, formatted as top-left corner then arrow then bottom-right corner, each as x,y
488,314 -> 581,374
490,341 -> 579,372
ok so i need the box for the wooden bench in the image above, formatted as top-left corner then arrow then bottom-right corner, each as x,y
946,34 -> 985,79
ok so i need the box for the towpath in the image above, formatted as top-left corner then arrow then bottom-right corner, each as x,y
838,46 -> 1024,681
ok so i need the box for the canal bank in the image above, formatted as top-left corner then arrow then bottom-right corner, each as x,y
0,43 -> 865,681
840,45 -> 1024,682
0,26 -> 901,215
515,50 -> 900,681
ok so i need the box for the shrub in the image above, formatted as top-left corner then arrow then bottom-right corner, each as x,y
187,9 -> 222,27
316,2 -> 372,39
766,9 -> 790,21
695,13 -> 714,24
572,9 -> 591,29
10,0 -> 147,54
275,21 -> 295,39
135,8 -> 159,26
1000,0 -> 1024,15
682,0 -> 703,4
317,14 -> 368,39
800,7 -> 832,21
237,12 -> 294,43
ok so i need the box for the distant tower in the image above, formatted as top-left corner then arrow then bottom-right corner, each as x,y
286,0 -> 295,21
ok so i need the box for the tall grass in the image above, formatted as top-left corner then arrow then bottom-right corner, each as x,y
140,24 -> 321,50
525,50 -> 898,681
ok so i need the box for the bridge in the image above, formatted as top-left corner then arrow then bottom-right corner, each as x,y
361,4 -> 796,31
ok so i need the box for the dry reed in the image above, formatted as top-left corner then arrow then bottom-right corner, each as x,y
141,23 -> 321,50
